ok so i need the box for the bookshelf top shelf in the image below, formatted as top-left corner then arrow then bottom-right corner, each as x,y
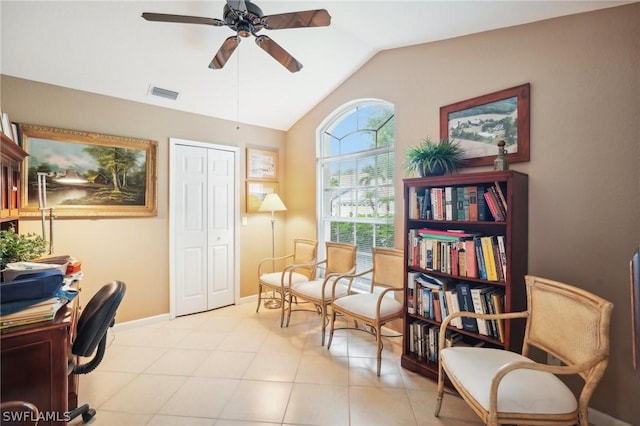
404,170 -> 527,187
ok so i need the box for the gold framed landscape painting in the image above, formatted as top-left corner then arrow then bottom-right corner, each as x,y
19,124 -> 158,217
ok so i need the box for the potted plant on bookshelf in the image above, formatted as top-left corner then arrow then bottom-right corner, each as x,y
404,137 -> 465,177
0,226 -> 47,274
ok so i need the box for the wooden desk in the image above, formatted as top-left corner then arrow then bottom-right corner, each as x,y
1,292 -> 79,425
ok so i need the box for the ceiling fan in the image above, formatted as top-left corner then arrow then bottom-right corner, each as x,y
142,0 -> 331,73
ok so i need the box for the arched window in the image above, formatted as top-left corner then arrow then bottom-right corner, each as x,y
317,99 -> 395,276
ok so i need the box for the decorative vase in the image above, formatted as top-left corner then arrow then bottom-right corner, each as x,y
493,140 -> 509,171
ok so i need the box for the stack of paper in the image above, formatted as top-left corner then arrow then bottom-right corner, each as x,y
0,297 -> 68,329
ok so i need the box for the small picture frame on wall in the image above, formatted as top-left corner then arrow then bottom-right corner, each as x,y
246,181 -> 278,213
246,148 -> 278,181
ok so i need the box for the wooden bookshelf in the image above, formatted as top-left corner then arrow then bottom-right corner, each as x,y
1,133 -> 28,231
401,170 -> 528,380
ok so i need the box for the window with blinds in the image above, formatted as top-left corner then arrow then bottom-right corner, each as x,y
317,101 -> 395,280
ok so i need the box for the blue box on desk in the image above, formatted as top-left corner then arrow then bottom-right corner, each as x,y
0,269 -> 64,304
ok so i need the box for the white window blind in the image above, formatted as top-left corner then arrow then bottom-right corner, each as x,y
317,101 -> 395,281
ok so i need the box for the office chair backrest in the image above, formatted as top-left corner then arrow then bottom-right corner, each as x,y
72,280 -> 126,358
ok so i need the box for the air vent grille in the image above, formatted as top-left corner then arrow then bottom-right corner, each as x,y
150,86 -> 179,100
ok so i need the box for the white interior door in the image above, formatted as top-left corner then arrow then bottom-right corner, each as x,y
171,139 -> 238,317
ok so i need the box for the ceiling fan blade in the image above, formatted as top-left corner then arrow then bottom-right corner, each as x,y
261,9 -> 331,30
255,35 -> 302,73
209,36 -> 241,69
142,12 -> 225,26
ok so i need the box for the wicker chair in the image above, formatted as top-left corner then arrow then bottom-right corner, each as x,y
435,275 -> 613,426
257,238 -> 318,327
286,241 -> 357,345
327,247 -> 405,376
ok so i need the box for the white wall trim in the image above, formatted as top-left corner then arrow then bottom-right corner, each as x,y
113,313 -> 170,330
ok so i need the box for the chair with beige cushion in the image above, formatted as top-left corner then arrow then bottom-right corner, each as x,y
257,238 -> 318,327
435,275 -> 613,426
327,247 -> 405,375
286,241 -> 357,345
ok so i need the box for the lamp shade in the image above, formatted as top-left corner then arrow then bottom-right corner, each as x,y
258,193 -> 287,213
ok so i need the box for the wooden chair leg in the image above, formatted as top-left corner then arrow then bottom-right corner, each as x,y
376,323 -> 383,376
256,283 -> 263,313
279,290 -> 286,327
285,292 -> 293,327
327,310 -> 337,348
434,367 -> 446,416
321,303 -> 327,346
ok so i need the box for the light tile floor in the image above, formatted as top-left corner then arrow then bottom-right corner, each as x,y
74,301 -> 483,426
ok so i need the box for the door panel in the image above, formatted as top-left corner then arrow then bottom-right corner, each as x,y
174,142 -> 236,316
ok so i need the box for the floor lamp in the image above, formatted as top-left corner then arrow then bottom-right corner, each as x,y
37,170 -> 88,255
258,193 -> 287,309
37,172 -> 55,255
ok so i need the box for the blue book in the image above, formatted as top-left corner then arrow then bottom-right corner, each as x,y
474,237 -> 487,280
456,282 -> 479,333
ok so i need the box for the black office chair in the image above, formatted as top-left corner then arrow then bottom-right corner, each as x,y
68,280 -> 126,423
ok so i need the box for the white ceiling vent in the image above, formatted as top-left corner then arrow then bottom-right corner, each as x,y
149,85 -> 179,101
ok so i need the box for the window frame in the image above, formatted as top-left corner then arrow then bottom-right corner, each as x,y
316,99 -> 395,286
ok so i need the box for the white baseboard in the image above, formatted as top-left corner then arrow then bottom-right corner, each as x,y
114,313 -> 170,330
589,408 -> 632,426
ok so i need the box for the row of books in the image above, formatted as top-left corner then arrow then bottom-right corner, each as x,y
408,228 -> 507,282
408,182 -> 508,222
407,322 -> 483,362
407,272 -> 505,342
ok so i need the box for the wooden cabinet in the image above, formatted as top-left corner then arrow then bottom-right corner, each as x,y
1,134 -> 28,231
401,170 -> 528,380
0,283 -> 80,425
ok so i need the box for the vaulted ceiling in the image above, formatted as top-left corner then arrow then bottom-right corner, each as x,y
1,1 -> 631,130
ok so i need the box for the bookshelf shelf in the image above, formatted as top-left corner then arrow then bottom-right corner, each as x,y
401,170 -> 528,381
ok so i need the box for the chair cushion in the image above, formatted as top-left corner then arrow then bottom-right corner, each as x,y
260,272 -> 309,288
333,293 -> 403,319
291,279 -> 347,300
441,347 -> 577,415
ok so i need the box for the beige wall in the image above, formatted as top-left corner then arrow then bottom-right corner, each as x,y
1,76 -> 287,321
2,2 -> 639,423
285,3 -> 640,423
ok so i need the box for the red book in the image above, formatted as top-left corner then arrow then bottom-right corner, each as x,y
464,240 -> 478,278
483,191 -> 503,222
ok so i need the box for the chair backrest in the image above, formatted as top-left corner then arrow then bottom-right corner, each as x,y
0,401 -> 39,426
292,238 -> 318,279
72,280 -> 126,357
325,242 -> 357,275
523,275 -> 612,386
371,247 -> 405,291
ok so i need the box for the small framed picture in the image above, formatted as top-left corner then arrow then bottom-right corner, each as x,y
246,181 -> 279,213
246,148 -> 278,181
